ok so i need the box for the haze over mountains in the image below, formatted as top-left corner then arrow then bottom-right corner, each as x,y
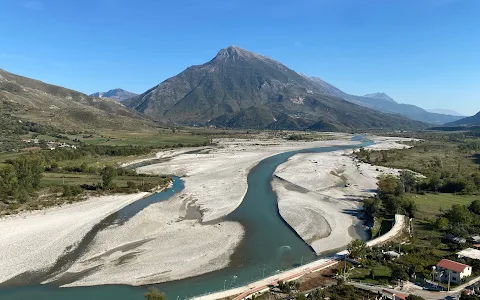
0,68 -> 153,131
301,78 -> 462,124
125,46 -> 459,130
90,89 -> 138,102
446,111 -> 480,126
427,108 -> 464,116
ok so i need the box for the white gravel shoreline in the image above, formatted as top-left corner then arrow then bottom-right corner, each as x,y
0,134 -> 415,287
273,136 -> 413,254
0,192 -> 149,284
46,136 -> 359,286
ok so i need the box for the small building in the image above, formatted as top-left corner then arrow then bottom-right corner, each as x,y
457,248 -> 480,260
445,234 -> 467,244
435,259 -> 472,285
384,250 -> 401,259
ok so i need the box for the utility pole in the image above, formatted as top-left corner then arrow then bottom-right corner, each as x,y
448,272 -> 451,292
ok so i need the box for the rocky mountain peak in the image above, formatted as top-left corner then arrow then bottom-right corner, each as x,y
364,92 -> 397,104
215,45 -> 250,61
90,88 -> 138,102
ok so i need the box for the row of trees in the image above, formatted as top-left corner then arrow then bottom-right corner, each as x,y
0,156 -> 44,203
1,151 -> 168,209
355,140 -> 480,195
435,200 -> 480,237
363,173 -> 418,218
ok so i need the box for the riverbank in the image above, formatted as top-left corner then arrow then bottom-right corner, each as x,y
0,192 -> 149,284
0,134 -> 414,289
273,136 -> 412,254
49,136 -> 360,287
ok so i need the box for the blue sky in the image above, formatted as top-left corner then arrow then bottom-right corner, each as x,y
1,0 -> 479,115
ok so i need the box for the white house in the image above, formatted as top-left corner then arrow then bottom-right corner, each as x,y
435,259 -> 472,285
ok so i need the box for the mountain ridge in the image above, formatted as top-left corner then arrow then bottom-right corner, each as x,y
446,111 -> 480,126
0,68 -> 154,132
90,88 -> 138,102
364,92 -> 397,104
125,46 -> 426,131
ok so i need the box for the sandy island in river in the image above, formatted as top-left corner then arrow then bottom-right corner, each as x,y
273,135 -> 412,254
0,134 -> 415,287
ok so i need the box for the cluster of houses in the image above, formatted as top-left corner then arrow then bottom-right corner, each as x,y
22,138 -> 77,150
430,246 -> 480,286
46,142 -> 77,150
445,234 -> 480,245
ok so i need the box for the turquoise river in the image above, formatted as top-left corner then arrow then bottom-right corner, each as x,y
0,138 -> 373,300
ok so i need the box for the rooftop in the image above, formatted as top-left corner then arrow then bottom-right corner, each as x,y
457,248 -> 480,260
437,259 -> 471,273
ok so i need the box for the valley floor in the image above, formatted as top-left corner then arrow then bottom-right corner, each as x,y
0,134 -> 414,287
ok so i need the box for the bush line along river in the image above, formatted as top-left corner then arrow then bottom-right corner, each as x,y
0,138 -> 373,300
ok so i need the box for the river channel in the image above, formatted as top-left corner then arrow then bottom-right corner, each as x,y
0,139 -> 373,300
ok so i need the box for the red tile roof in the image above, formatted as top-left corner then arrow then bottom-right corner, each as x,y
437,259 -> 470,273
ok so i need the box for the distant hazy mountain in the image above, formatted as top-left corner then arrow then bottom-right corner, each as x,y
0,69 -> 153,131
446,112 -> 480,126
337,91 -> 462,125
125,46 -> 425,131
90,88 -> 137,102
294,76 -> 461,125
364,93 -> 397,104
427,108 -> 464,116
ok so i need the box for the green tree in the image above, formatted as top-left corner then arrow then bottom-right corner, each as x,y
144,288 -> 166,300
10,156 -> 44,191
0,164 -> 19,198
296,294 -> 307,300
400,198 -> 417,218
406,295 -> 426,300
80,162 -> 89,173
391,265 -> 409,281
460,292 -> 480,300
434,217 -> 449,230
101,166 -> 118,189
400,170 -> 417,193
469,200 -> 480,215
378,175 -> 402,198
363,197 -> 381,216
428,174 -> 442,192
347,239 -> 368,260
444,204 -> 472,226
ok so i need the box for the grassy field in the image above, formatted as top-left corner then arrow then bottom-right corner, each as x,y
22,129 -> 210,147
41,172 -> 165,187
408,193 -> 478,219
1,129 -> 211,168
348,264 -> 392,284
